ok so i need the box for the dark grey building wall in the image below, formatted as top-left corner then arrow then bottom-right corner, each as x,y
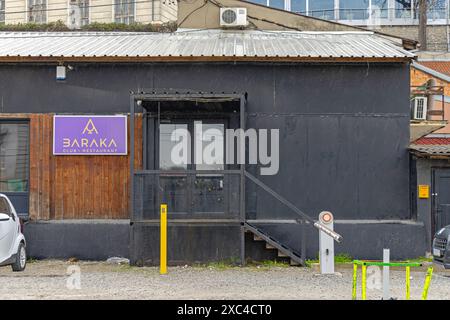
0,62 -> 412,222
130,222 -> 242,265
24,220 -> 130,260
24,220 -> 426,262
253,221 -> 427,260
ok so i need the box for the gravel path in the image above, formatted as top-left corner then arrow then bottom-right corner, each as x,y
0,260 -> 449,300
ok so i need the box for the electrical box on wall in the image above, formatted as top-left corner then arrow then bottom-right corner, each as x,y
56,66 -> 66,81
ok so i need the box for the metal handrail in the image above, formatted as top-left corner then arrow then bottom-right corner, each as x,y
244,170 -> 343,243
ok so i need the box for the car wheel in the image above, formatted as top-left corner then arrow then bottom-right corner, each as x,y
11,242 -> 26,272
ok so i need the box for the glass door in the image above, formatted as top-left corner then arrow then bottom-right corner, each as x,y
157,119 -> 236,217
192,121 -> 225,215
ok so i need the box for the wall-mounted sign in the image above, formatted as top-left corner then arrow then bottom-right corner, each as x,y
418,185 -> 430,199
53,115 -> 127,155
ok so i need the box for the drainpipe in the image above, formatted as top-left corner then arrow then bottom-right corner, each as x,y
426,78 -> 436,120
152,0 -> 154,21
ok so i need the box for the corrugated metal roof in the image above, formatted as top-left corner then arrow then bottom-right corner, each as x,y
0,30 -> 415,62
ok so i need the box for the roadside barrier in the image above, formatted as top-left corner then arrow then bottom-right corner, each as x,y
352,260 -> 433,300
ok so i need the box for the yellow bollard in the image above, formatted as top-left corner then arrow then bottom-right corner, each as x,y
160,204 -> 168,275
421,267 -> 433,300
352,263 -> 358,300
361,264 -> 367,300
405,266 -> 410,300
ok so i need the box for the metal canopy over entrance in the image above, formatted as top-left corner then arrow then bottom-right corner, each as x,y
129,91 -> 246,220
129,92 -> 247,265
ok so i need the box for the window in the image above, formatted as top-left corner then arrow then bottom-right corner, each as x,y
0,0 -> 5,24
249,0 -> 267,5
428,0 -> 446,19
159,123 -> 189,170
28,0 -> 46,23
371,0 -> 389,19
69,0 -> 89,27
268,0 -> 284,9
0,197 -> 11,216
413,96 -> 428,120
291,0 -> 306,13
114,0 -> 135,24
309,0 -> 335,19
395,0 -> 412,18
0,122 -> 29,192
339,0 -> 369,20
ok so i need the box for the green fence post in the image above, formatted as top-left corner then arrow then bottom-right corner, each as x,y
361,264 -> 367,300
405,266 -> 410,300
422,267 -> 433,300
352,262 -> 358,300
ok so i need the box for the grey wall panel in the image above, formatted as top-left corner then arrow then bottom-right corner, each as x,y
24,220 -> 130,260
130,223 -> 242,266
0,62 -> 411,221
254,222 -> 427,260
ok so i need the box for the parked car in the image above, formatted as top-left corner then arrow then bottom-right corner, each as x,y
0,194 -> 26,271
433,225 -> 450,269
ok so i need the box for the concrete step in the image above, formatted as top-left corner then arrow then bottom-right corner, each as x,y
253,235 -> 264,241
290,259 -> 301,266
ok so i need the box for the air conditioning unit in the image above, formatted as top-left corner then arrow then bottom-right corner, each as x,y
412,96 -> 428,120
220,8 -> 247,27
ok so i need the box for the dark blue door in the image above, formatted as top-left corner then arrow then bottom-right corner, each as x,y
434,168 -> 450,232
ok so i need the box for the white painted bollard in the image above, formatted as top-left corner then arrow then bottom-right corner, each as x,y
383,249 -> 390,300
319,211 -> 335,274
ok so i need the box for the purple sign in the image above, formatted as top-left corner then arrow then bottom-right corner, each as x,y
53,115 -> 127,155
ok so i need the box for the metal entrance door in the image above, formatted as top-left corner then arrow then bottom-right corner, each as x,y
433,168 -> 450,232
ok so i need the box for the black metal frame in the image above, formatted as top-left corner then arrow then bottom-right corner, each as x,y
130,92 -> 247,264
129,92 -> 327,266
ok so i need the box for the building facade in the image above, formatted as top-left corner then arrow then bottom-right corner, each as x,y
410,58 -> 450,248
248,0 -> 450,51
0,0 -> 177,25
250,0 -> 448,25
0,29 -> 429,263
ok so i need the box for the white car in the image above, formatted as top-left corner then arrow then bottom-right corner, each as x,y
0,194 -> 26,271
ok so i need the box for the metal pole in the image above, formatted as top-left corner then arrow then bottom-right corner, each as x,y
239,95 -> 246,266
300,219 -> 306,263
130,95 -> 135,221
361,264 -> 367,300
383,249 -> 390,300
319,211 -> 334,274
405,266 -> 411,300
352,262 -> 358,300
160,203 -> 167,275
422,266 -> 433,300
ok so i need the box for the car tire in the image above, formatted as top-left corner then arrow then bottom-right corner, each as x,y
11,242 -> 26,272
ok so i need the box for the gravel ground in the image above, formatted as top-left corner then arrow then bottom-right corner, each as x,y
0,260 -> 449,300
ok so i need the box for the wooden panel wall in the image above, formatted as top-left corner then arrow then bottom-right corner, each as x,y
3,113 -> 142,220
